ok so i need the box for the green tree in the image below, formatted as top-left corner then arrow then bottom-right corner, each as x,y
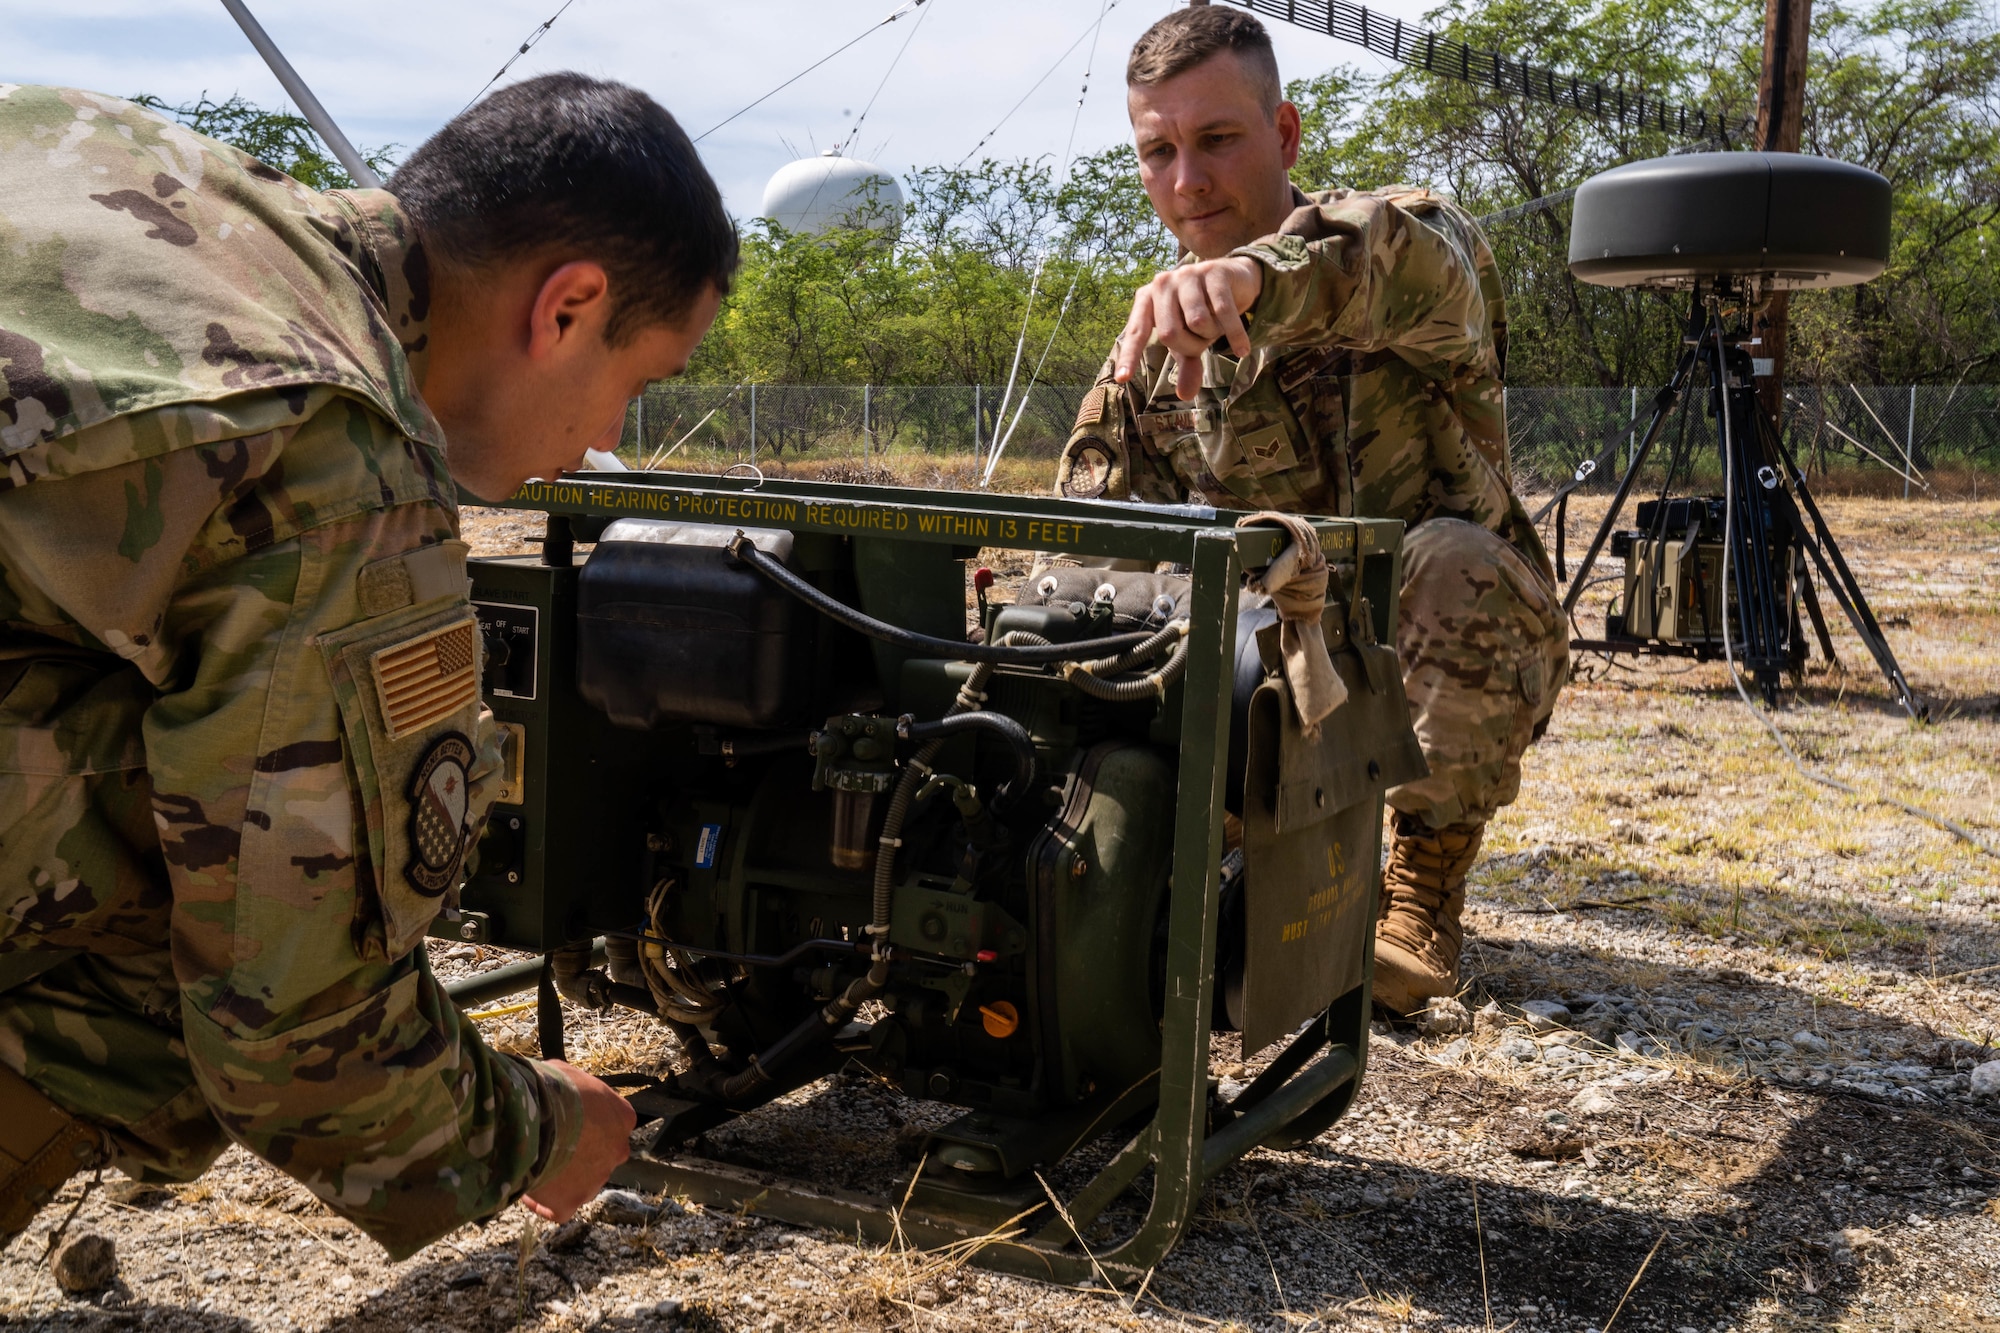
688,147 -> 1171,398
1789,0 -> 2000,383
1278,0 -> 2000,388
1288,0 -> 1762,387
686,0 -> 2000,397
130,93 -> 399,190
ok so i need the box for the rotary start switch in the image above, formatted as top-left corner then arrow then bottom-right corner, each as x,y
473,601 -> 539,700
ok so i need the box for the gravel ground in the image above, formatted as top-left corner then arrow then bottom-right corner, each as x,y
5,493 -> 1996,1332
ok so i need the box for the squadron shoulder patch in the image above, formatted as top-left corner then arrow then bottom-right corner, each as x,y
405,731 -> 475,896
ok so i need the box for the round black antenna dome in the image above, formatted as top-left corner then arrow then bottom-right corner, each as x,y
1567,152 -> 1890,290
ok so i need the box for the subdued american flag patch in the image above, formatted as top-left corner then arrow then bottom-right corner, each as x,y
370,618 -> 479,739
1073,385 -> 1112,431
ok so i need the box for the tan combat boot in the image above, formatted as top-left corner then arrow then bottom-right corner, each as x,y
1372,814 -> 1486,1016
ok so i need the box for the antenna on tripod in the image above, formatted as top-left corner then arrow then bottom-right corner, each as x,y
1556,150 -> 1920,718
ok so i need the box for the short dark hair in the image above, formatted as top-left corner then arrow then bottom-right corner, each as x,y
391,73 -> 738,344
1127,7 -> 1282,114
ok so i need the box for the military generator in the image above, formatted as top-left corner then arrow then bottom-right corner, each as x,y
442,471 -> 1423,1282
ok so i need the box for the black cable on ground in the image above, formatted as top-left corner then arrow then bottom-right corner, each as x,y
1710,305 -> 1997,861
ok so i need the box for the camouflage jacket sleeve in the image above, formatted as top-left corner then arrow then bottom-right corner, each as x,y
1232,188 -> 1496,378
1053,352 -> 1184,506
1235,188 -> 1548,569
0,393 -> 581,1258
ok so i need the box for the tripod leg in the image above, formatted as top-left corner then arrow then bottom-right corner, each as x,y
1762,415 -> 1922,716
1561,333 -> 1705,619
1796,561 -> 1838,666
1555,492 -> 1568,584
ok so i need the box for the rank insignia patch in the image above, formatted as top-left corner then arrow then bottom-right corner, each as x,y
406,731 -> 475,896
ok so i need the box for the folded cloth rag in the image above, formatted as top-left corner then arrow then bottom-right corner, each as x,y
1234,511 -> 1348,738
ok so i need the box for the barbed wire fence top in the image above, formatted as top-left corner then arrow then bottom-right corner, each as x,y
616,383 -> 2000,491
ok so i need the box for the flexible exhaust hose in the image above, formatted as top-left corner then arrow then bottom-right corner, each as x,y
1065,633 -> 1191,702
1080,619 -> 1186,675
1004,624 -> 1193,702
726,533 -> 1154,664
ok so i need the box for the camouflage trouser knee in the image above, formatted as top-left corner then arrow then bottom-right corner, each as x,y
0,949 -> 228,1186
0,756 -> 230,1186
1386,518 -> 1568,831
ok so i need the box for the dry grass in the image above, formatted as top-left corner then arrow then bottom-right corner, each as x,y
1485,496 -> 1998,976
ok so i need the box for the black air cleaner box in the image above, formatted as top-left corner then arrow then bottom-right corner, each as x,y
577,520 -> 814,730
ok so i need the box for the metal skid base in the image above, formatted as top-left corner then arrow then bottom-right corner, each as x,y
611,985 -> 1367,1285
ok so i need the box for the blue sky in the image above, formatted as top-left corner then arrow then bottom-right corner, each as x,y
5,0 -> 1434,218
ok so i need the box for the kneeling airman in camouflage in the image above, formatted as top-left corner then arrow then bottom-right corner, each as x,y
1,76 -> 732,1252
1056,8 -> 1568,1015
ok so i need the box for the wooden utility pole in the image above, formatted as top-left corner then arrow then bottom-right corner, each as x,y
1753,0 -> 1813,432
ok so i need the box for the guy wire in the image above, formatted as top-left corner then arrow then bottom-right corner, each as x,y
956,1 -> 1123,170
696,1 -> 925,144
782,0 -> 940,235
460,0 -> 580,116
836,0 -> 939,155
982,0 -> 1114,486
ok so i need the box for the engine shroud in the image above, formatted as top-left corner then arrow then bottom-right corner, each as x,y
455,474 -> 1420,1283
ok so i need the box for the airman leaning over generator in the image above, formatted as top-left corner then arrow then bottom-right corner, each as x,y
1055,7 -> 1568,1014
0,74 -> 733,1252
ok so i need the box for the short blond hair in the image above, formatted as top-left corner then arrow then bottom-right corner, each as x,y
1126,7 -> 1282,114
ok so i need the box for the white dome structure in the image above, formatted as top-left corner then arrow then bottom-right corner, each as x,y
759,150 -> 904,239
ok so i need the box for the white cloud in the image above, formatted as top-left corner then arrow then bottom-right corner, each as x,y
5,0 -> 1433,217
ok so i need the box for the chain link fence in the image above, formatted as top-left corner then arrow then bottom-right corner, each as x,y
1506,384 -> 2000,496
616,383 -> 1092,473
617,383 -> 2000,491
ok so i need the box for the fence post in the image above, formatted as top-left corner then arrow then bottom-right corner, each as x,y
864,383 -> 872,464
1905,386 -> 1915,500
1629,385 -> 1637,474
749,384 -> 757,465
974,384 -> 982,462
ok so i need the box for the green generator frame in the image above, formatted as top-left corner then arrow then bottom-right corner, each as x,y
476,471 -> 1412,1284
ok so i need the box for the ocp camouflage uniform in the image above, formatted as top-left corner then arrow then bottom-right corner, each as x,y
1056,185 -> 1567,831
0,86 -> 579,1255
